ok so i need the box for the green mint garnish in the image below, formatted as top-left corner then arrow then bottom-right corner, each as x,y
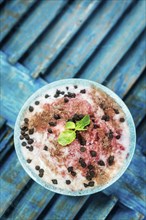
58,115 -> 90,146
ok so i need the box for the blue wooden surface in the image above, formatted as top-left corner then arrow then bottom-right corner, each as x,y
0,0 -> 146,219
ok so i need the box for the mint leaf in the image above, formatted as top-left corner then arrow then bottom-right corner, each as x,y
75,115 -> 90,131
58,130 -> 76,146
65,121 -> 75,129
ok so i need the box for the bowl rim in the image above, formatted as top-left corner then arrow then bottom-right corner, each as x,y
14,78 -> 136,196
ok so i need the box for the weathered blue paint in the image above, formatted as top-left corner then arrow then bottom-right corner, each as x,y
2,0 -> 67,64
23,0 -> 101,78
137,119 -> 146,154
44,0 -> 144,82
0,126 -> 13,153
0,0 -> 36,42
0,115 -> 6,128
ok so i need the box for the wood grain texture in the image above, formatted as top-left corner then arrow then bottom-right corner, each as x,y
0,0 -> 36,42
23,0 -> 101,78
2,0 -> 67,64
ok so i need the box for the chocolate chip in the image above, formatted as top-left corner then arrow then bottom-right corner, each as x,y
26,146 -> 30,149
98,160 -> 105,166
101,115 -> 110,121
80,89 -> 86,94
29,146 -> 33,151
29,128 -> 34,135
114,109 -> 119,114
87,164 -> 94,170
27,159 -> 32,163
29,106 -> 34,112
86,175 -> 92,181
54,93 -> 59,98
120,117 -> 125,122
56,89 -> 61,95
35,101 -> 40,105
67,166 -> 73,172
93,124 -> 98,129
21,126 -> 28,131
64,98 -> 69,103
74,85 -> 78,89
80,147 -> 86,152
67,92 -> 76,98
45,94 -> 49,98
22,141 -> 27,146
76,132 -> 86,145
66,86 -> 69,90
24,134 -> 30,140
39,169 -> 44,174
54,114 -> 61,120
21,130 -> 25,135
39,172 -> 44,178
89,170 -> 95,178
71,171 -> 76,176
88,181 -> 95,187
48,128 -> 53,133
20,135 -> 24,140
43,146 -> 48,151
108,130 -> 113,140
66,180 -> 71,185
108,155 -> 114,166
116,135 -> 121,139
84,183 -> 89,188
90,151 -> 97,157
60,91 -> 65,95
35,165 -> 40,170
79,159 -> 87,168
24,118 -> 29,124
49,122 -> 57,127
52,179 -> 58,184
27,139 -> 34,144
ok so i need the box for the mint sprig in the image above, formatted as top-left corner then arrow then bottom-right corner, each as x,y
58,115 -> 90,146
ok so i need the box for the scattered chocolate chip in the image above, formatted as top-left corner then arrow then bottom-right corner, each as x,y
21,130 -> 25,135
79,158 -> 87,168
43,146 -> 48,151
35,165 -> 40,170
114,109 -> 119,114
67,92 -> 76,98
108,155 -> 114,166
56,89 -> 61,95
80,89 -> 86,94
80,147 -> 86,152
48,128 -> 53,133
45,94 -> 49,98
64,98 -> 69,103
27,139 -> 34,144
39,169 -> 44,174
66,86 -> 69,90
29,146 -> 33,151
29,128 -> 34,135
35,101 -> 40,105
93,124 -> 98,129
54,114 -> 61,120
98,160 -> 105,166
101,115 -> 110,121
27,159 -> 32,163
76,132 -> 86,146
84,183 -> 89,188
21,126 -> 28,131
87,164 -> 94,170
120,117 -> 125,122
49,122 -> 57,127
60,91 -> 65,95
54,93 -> 59,98
39,172 -> 44,178
20,135 -> 24,140
22,141 -> 27,146
88,181 -> 95,187
52,179 -> 58,184
24,134 -> 30,140
86,175 -> 92,181
74,85 -> 78,89
66,180 -> 71,185
29,106 -> 34,112
89,170 -> 95,178
90,151 -> 97,157
67,166 -> 73,172
108,130 -> 113,140
71,171 -> 76,176
26,146 -> 30,149
24,118 -> 29,124
39,169 -> 44,177
116,134 -> 121,139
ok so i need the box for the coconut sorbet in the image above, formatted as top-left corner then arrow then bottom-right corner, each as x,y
19,84 -> 130,191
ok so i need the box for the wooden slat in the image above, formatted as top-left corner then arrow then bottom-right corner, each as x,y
0,115 -> 6,129
0,0 -> 36,42
0,150 -> 30,217
2,0 -> 67,64
44,0 -> 145,82
111,205 -> 144,220
137,119 -> 146,153
104,30 -> 146,97
76,195 -> 117,220
0,126 -> 13,153
23,0 -> 101,78
0,51 -> 46,128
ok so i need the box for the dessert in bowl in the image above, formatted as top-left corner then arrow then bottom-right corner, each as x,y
14,79 -> 136,196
